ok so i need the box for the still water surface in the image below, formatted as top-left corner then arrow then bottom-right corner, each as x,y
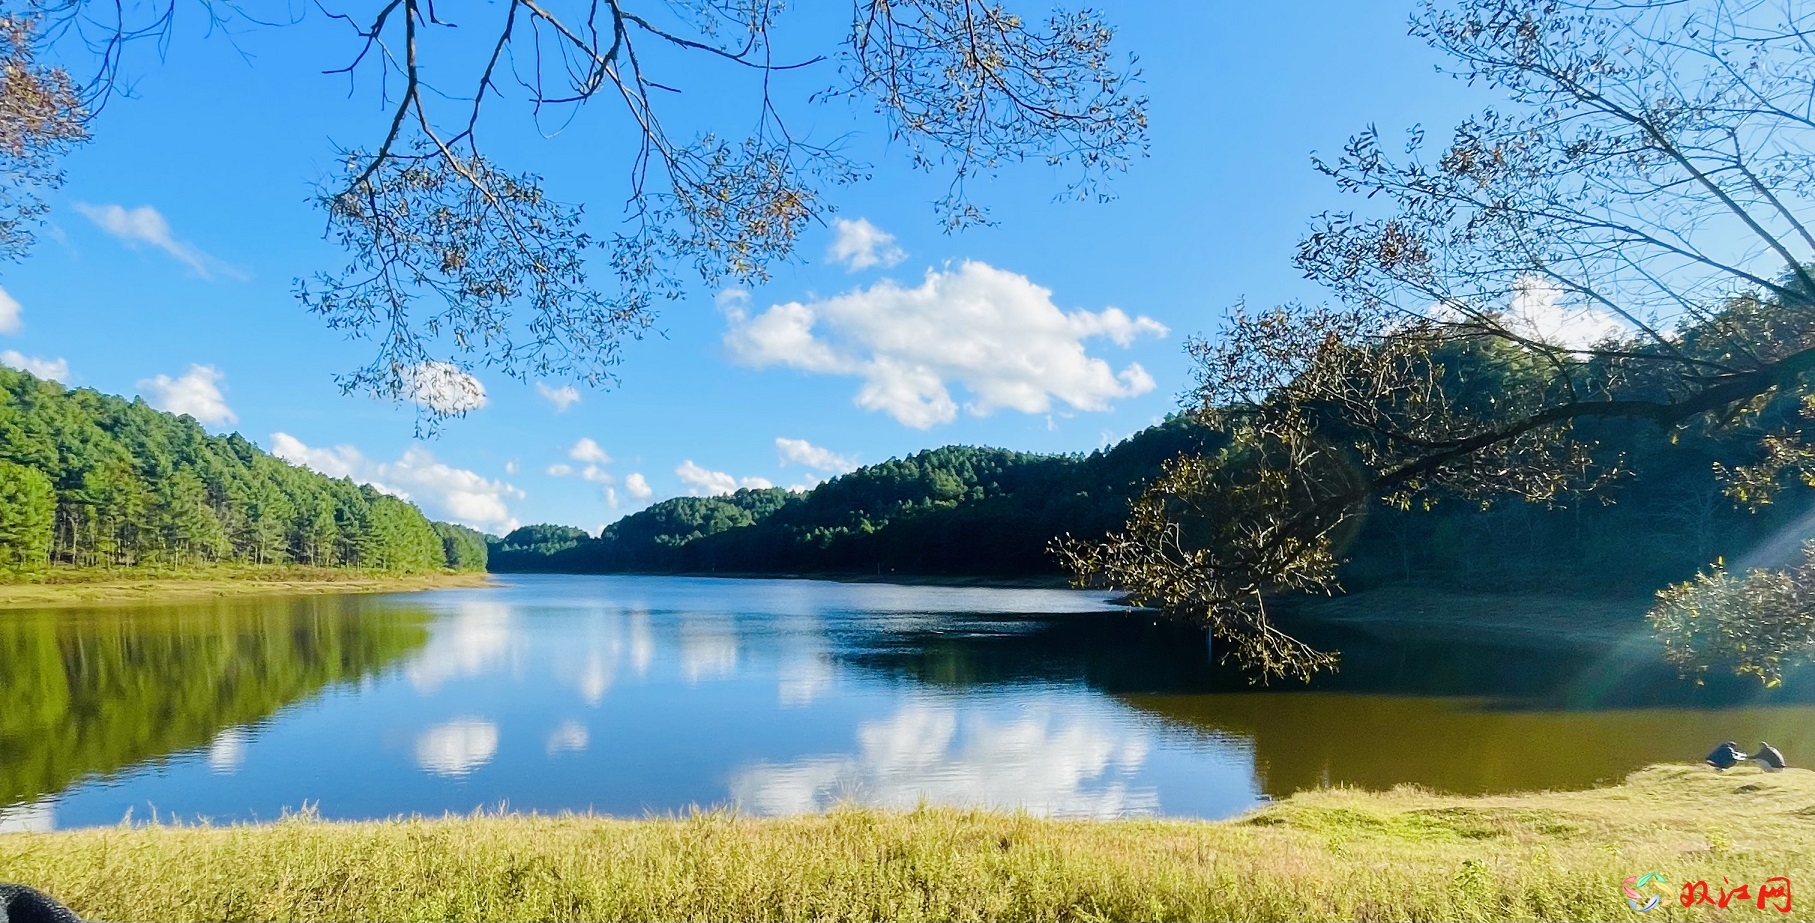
3,574 -> 1813,831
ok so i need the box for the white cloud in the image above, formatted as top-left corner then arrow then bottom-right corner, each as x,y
537,381 -> 581,411
827,217 -> 907,271
548,440 -> 616,495
270,433 -> 524,532
415,718 -> 498,777
717,287 -> 752,312
568,437 -> 612,464
625,472 -> 653,500
1504,276 -> 1628,350
72,202 -> 241,279
547,463 -> 611,484
676,461 -> 737,495
269,433 -> 385,487
504,460 -> 519,475
0,285 -> 20,333
404,361 -> 488,415
725,261 -> 1167,428
676,460 -> 773,496
1,350 -> 68,382
139,364 -> 236,425
776,437 -> 858,473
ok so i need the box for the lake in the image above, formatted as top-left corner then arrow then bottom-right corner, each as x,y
4,574 -> 1814,832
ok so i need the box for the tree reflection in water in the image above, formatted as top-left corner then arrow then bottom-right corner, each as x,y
10,578 -> 1815,824
0,597 -> 430,806
837,602 -> 1815,798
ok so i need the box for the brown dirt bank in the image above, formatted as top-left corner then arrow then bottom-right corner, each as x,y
0,567 -> 491,610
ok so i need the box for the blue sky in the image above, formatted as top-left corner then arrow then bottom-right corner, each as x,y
0,2 -> 1486,535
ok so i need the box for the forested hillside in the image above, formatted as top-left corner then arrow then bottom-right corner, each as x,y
490,418 -> 1223,577
0,367 -> 482,573
492,405 -> 1815,596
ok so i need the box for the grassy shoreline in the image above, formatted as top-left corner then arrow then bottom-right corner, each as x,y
3,765 -> 1810,921
0,565 -> 491,609
490,568 -> 1077,589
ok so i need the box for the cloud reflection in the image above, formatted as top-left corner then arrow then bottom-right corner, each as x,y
680,620 -> 738,683
415,719 -> 499,776
578,647 -> 616,705
779,657 -> 836,707
407,602 -> 522,693
546,609 -> 666,705
207,728 -> 248,774
730,701 -> 1155,818
0,798 -> 55,833
546,720 -> 589,755
630,611 -> 654,677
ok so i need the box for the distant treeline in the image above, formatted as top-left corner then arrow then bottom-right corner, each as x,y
491,409 -> 1815,596
0,367 -> 485,573
489,418 -> 1220,578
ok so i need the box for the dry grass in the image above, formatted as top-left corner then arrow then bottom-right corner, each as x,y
3,765 -> 1811,921
0,566 -> 491,609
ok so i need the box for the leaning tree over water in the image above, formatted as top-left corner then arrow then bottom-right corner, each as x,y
1059,0 -> 1815,683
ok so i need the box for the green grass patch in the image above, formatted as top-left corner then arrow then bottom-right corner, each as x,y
3,765 -> 1812,921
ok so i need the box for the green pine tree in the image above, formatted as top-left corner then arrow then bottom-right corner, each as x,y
0,460 -> 55,570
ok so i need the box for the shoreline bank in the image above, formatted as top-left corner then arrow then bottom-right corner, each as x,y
0,567 -> 491,609
2,765 -> 1808,921
488,568 -> 1077,589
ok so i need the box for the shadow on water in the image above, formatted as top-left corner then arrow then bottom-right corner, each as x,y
837,601 -> 1815,703
1128,691 -> 1815,796
0,596 -> 430,807
833,598 -> 1815,796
